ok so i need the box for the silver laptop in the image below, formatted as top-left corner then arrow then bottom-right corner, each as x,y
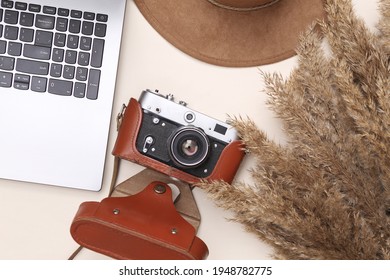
0,0 -> 126,191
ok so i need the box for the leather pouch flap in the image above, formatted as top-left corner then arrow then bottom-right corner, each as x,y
70,181 -> 208,260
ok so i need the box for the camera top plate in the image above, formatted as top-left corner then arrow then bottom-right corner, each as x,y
138,89 -> 239,144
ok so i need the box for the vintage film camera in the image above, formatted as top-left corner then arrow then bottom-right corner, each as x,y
113,89 -> 245,184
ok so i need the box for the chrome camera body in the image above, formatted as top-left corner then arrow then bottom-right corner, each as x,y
135,89 -> 239,178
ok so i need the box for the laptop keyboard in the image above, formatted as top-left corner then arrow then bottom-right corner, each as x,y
0,0 -> 108,100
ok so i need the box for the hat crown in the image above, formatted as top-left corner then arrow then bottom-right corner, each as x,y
208,0 -> 280,11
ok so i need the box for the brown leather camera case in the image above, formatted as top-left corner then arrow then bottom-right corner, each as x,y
70,179 -> 208,260
112,98 -> 245,185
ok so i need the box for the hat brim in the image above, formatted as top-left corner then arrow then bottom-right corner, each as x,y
134,0 -> 325,67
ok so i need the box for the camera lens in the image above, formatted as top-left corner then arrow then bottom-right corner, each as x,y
169,127 -> 210,168
181,139 -> 198,156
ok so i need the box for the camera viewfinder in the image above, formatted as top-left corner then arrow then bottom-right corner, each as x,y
214,124 -> 227,135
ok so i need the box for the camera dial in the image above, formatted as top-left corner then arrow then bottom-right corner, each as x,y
169,126 -> 210,169
184,111 -> 195,123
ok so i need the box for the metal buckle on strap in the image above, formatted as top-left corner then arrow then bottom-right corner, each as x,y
116,103 -> 127,131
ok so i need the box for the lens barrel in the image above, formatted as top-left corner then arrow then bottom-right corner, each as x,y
169,127 -> 210,168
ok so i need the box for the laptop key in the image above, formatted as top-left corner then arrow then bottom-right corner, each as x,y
54,33 -> 66,47
56,17 -> 68,32
35,14 -> 55,29
43,6 -> 56,15
63,65 -> 75,79
20,12 -> 34,26
91,38 -> 104,68
24,44 -> 51,60
67,34 -> 79,49
80,36 -> 92,51
14,73 -> 30,83
65,50 -> 77,64
48,78 -> 72,96
15,2 -> 28,11
50,63 -> 62,77
1,0 -> 13,9
96,14 -> 108,22
71,10 -> 82,19
52,48 -> 64,62
74,82 -> 86,98
28,4 -> 41,13
69,19 -> 81,33
20,28 -> 34,42
0,40 -> 6,54
78,52 -> 90,66
95,23 -> 106,38
58,8 -> 69,17
4,10 -> 18,24
0,71 -> 12,87
76,67 -> 88,81
4,25 -> 18,40
14,81 -> 29,90
83,12 -> 95,21
16,58 -> 49,75
0,55 -> 15,70
86,69 -> 100,100
8,41 -> 22,56
35,30 -> 53,47
31,76 -> 47,92
82,21 -> 93,36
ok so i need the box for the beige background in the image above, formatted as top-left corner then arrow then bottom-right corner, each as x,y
0,0 -> 380,259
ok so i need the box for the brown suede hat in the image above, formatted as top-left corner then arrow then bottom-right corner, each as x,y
133,0 -> 326,67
